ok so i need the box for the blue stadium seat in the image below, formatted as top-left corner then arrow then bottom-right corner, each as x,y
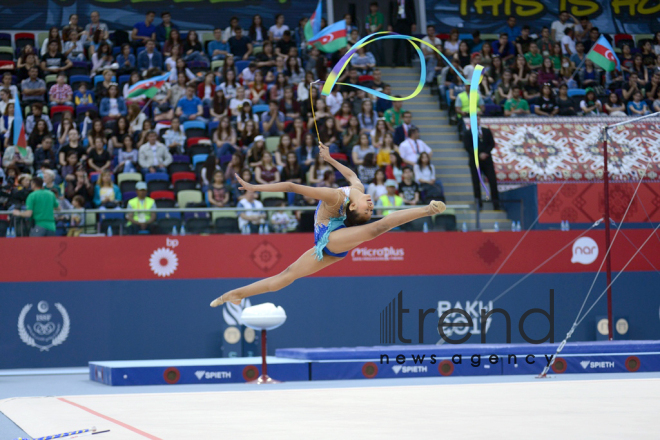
192,154 -> 208,167
94,75 -> 116,87
568,88 -> 586,97
145,172 -> 169,183
235,60 -> 250,73
70,75 -> 91,90
253,104 -> 269,114
182,120 -> 206,131
172,154 -> 191,164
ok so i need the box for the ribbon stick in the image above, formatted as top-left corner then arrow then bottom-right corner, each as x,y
312,31 -> 488,194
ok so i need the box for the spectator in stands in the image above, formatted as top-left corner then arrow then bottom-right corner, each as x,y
504,86 -> 530,117
623,72 -> 641,102
126,181 -> 158,234
357,153 -> 378,184
0,89 -> 10,117
443,29 -> 461,59
238,188 -> 266,233
65,166 -> 93,207
515,25 -> 532,55
399,167 -> 420,206
208,28 -> 229,61
12,176 -> 58,236
115,135 -> 138,174
93,170 -> 121,208
40,27 -> 62,56
208,169 -> 231,207
176,84 -> 204,122
398,126 -> 432,167
583,27 -> 600,52
90,42 -> 114,76
247,135 -> 267,168
524,42 -> 543,71
513,55 -> 531,86
393,111 -> 413,146
183,30 -> 208,63
1,72 -> 19,102
162,118 -> 185,155
414,151 -> 438,190
275,30 -> 296,58
34,135 -> 57,171
223,17 -> 242,42
351,133 -> 376,167
256,41 -> 277,75
463,117 -> 499,209
504,16 -> 521,41
88,137 -> 112,172
535,26 -> 554,57
551,10 -> 579,42
574,16 -> 592,41
58,128 -> 86,167
296,133 -> 318,174
285,57 -> 305,85
96,68 -> 115,101
255,151 -> 280,184
25,103 -> 52,136
534,83 -> 558,116
229,27 -> 253,60
48,73 -> 73,107
580,88 -> 602,116
561,27 -> 576,56
628,91 -> 650,116
653,90 -> 660,113
249,15 -> 268,46
538,58 -> 559,87
21,67 -> 46,105
99,84 -> 126,119
269,14 -> 289,42
646,72 -> 660,101
213,116 -> 237,157
384,98 -> 405,132
156,11 -> 179,43
85,10 -> 109,42
138,40 -> 163,73
261,100 -> 285,137
74,82 -> 93,107
62,14 -> 84,42
571,42 -> 586,70
63,29 -> 85,61
41,40 -> 72,75
2,142 -> 34,173
132,11 -> 157,47
139,130 -> 172,173
604,92 -> 627,117
28,120 -> 49,151
492,33 -> 515,66
163,29 -> 184,59
632,55 -> 649,85
376,179 -> 403,216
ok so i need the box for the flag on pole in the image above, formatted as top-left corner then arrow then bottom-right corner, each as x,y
304,0 -> 323,39
126,71 -> 171,99
586,35 -> 620,72
12,96 -> 27,155
307,20 -> 347,53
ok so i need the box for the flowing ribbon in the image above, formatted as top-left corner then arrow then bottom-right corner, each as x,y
309,31 -> 489,197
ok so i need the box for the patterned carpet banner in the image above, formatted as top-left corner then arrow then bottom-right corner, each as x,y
484,117 -> 660,183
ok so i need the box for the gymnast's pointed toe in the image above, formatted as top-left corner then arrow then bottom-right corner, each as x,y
429,201 -> 446,215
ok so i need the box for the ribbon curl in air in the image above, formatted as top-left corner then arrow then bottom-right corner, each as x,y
310,31 -> 489,197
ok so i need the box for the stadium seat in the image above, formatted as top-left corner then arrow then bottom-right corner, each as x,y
567,88 -> 586,97
118,74 -> 131,89
252,45 -> 263,55
122,191 -> 137,203
50,105 -> 74,118
89,172 -> 100,183
69,61 -> 91,77
14,33 -> 35,52
211,60 -> 224,71
100,218 -> 124,235
183,120 -> 207,138
70,75 -> 92,90
0,61 -> 15,70
94,74 -> 116,87
614,34 -> 633,49
189,144 -> 212,157
174,180 -> 197,193
265,136 -> 280,153
235,60 -> 250,73
0,47 -> 14,61
0,219 -> 8,237
158,217 -> 182,232
208,120 -> 220,133
171,171 -> 196,184
151,190 -> 175,201
433,214 -> 457,231
120,180 -> 137,194
214,216 -> 239,234
186,137 -> 211,147
252,104 -> 269,114
117,172 -> 142,186
192,154 -> 208,167
145,172 -> 169,183
358,75 -> 373,83
185,217 -> 211,234
75,104 -> 98,119
0,33 -> 11,47
157,211 -> 180,220
171,154 -> 191,164
168,162 -> 191,174
177,189 -> 203,207
148,180 -> 170,193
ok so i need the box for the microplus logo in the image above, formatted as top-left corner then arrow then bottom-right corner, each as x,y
194,370 -> 232,380
351,246 -> 404,261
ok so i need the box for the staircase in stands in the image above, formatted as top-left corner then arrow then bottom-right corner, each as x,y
378,67 -> 511,231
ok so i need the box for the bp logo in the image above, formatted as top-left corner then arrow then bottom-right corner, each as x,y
18,301 -> 70,351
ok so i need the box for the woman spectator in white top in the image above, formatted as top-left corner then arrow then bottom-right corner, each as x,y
218,70 -> 239,100
285,57 -> 305,85
370,118 -> 388,149
269,14 -> 289,42
214,116 -> 238,157
367,168 -> 388,202
91,43 -> 114,76
414,152 -> 436,186
358,99 -> 378,134
163,118 -> 186,154
350,47 -> 376,75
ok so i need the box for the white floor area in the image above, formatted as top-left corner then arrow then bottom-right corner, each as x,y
1,374 -> 659,439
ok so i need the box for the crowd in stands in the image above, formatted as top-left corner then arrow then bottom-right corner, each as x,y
0,7 -> 659,235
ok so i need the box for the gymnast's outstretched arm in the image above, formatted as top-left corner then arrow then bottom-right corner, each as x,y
235,174 -> 342,206
319,142 -> 364,192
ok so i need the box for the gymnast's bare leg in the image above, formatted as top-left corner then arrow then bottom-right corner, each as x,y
210,200 -> 444,306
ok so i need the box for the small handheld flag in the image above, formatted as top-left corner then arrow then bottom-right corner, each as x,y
126,71 -> 171,99
307,20 -> 348,53
586,35 -> 620,72
13,97 -> 27,155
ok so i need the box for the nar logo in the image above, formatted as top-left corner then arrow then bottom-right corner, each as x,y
580,361 -> 615,370
194,370 -> 232,380
391,365 -> 428,374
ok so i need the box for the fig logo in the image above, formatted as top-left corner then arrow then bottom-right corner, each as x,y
571,237 -> 598,265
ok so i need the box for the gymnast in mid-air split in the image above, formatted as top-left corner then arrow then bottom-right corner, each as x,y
210,142 -> 445,307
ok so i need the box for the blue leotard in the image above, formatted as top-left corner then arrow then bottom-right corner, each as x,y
313,187 -> 351,260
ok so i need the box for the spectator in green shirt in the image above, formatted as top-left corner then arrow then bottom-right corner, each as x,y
504,86 -> 530,117
12,176 -> 59,236
384,98 -> 405,131
524,42 -> 543,70
366,2 -> 384,62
